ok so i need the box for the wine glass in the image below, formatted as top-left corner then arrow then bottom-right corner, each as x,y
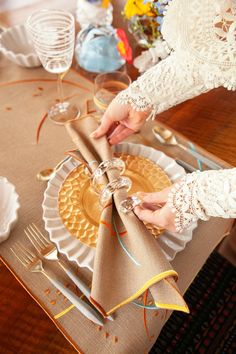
93,71 -> 131,114
26,9 -> 79,124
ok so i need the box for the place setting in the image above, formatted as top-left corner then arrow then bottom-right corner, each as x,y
0,5 -> 234,354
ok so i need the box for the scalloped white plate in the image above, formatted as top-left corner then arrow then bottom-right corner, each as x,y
42,143 -> 197,271
0,24 -> 41,67
0,177 -> 20,243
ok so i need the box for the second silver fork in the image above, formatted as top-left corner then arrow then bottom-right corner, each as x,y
11,241 -> 104,326
25,223 -> 92,300
25,224 -> 113,321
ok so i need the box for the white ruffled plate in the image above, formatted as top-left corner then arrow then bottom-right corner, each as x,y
0,177 -> 20,243
42,143 -> 197,271
0,25 -> 41,67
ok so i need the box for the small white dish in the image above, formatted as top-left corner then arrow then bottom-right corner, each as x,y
0,177 -> 20,243
0,24 -> 41,67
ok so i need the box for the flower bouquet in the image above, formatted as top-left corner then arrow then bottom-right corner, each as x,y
123,0 -> 171,48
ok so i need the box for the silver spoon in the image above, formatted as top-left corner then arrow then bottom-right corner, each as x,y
36,150 -> 89,182
36,156 -> 71,182
152,126 -> 221,170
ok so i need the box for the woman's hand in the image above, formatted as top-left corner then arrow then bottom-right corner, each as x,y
134,186 -> 178,233
90,99 -> 149,145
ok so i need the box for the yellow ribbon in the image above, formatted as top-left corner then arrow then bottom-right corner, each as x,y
54,290 -> 88,319
54,304 -> 75,319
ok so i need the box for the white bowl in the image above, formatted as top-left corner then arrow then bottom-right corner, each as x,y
0,24 -> 41,67
0,177 -> 20,243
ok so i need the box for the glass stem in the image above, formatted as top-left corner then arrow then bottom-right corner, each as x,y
57,73 -> 64,103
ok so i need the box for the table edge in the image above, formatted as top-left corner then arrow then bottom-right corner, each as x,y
0,256 -> 83,354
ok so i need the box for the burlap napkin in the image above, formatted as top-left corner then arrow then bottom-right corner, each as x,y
66,116 -> 189,316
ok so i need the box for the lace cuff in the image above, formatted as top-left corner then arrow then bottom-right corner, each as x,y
115,51 -> 211,119
115,80 -> 154,112
168,168 -> 236,232
167,172 -> 208,232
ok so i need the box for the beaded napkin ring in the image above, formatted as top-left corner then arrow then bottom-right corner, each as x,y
119,195 -> 142,214
91,158 -> 125,194
100,176 -> 132,207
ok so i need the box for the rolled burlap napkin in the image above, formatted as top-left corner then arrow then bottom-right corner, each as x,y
66,116 -> 189,316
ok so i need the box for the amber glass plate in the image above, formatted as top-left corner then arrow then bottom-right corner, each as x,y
58,153 -> 171,248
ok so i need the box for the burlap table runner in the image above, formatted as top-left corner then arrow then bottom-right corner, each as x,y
0,58 -> 233,353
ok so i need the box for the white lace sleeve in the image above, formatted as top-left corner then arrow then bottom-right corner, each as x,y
115,51 -> 212,118
115,0 -> 236,118
168,169 -> 236,232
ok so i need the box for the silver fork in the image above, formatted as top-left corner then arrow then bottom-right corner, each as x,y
25,224 -> 113,321
25,223 -> 92,303
11,242 -> 104,326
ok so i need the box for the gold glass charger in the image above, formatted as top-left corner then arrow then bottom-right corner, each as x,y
58,153 -> 171,248
43,142 -> 196,269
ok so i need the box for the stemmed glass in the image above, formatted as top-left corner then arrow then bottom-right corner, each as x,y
26,9 -> 79,124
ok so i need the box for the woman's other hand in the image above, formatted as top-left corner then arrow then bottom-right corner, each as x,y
134,187 -> 178,233
90,100 -> 149,145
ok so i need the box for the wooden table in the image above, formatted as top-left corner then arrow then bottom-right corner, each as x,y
0,1 -> 235,353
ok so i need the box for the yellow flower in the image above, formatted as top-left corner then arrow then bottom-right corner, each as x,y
101,0 -> 110,8
124,0 -> 155,19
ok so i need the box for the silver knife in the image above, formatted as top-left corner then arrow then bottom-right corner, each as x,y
152,127 -> 222,170
59,261 -> 114,321
44,272 -> 104,326
175,159 -> 196,173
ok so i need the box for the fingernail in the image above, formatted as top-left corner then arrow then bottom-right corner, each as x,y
90,132 -> 97,138
108,138 -> 115,145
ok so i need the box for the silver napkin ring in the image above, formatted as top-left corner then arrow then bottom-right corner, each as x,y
91,158 -> 126,194
119,195 -> 142,214
100,176 -> 132,206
